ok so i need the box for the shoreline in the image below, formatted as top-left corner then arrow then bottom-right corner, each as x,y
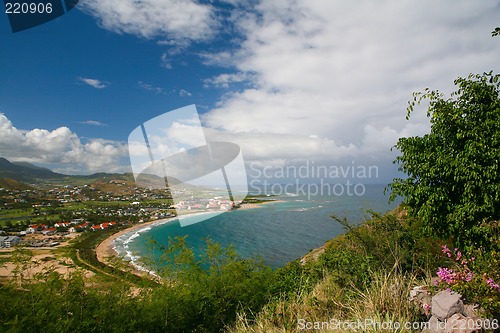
95,200 -> 283,276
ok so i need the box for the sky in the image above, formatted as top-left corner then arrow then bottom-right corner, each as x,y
0,0 -> 499,184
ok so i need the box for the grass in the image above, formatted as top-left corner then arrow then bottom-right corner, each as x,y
230,270 -> 426,333
67,228 -> 158,287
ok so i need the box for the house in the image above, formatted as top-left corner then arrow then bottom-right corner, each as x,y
27,224 -> 48,233
5,236 -> 21,247
41,228 -> 57,236
69,221 -> 90,233
71,218 -> 84,225
97,222 -> 117,230
0,236 -> 21,248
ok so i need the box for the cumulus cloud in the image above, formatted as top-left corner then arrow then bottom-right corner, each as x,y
0,113 -> 128,174
78,77 -> 109,89
79,0 -> 216,41
200,0 -> 500,179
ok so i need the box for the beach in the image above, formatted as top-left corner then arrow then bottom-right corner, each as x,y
95,201 -> 282,273
95,218 -> 174,271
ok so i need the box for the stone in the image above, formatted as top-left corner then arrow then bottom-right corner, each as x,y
423,315 -> 445,333
462,304 -> 480,318
444,313 -> 481,333
432,290 -> 464,321
410,285 -> 432,313
410,285 -> 428,301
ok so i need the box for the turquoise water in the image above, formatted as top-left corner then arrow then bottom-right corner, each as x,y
114,184 -> 399,270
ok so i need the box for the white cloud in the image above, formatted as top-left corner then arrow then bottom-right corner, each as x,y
78,77 -> 109,89
204,73 -> 253,88
138,81 -> 164,94
0,113 -> 128,174
199,51 -> 238,67
79,0 -> 216,41
179,89 -> 192,97
160,52 -> 173,69
80,120 -> 108,126
201,0 -> 500,179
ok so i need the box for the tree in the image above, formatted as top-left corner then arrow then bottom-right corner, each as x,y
389,72 -> 500,248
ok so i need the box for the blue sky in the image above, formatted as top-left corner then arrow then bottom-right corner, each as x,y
0,2 -> 235,139
1,0 -> 500,182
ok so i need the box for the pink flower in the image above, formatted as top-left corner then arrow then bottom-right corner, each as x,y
441,245 -> 452,258
465,271 -> 474,282
486,278 -> 500,292
455,251 -> 462,261
437,267 -> 456,284
422,303 -> 431,315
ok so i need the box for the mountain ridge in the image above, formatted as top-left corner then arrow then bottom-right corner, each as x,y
0,157 -> 135,185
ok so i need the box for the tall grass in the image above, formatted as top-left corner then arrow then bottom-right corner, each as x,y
230,268 -> 427,333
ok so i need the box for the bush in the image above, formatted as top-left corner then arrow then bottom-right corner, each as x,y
389,72 -> 500,248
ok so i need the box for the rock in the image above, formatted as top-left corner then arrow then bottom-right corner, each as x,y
444,313 -> 481,333
410,286 -> 428,301
410,285 -> 432,311
432,290 -> 464,321
462,304 -> 480,318
423,316 -> 445,333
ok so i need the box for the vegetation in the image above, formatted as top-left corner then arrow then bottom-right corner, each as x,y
1,238 -> 275,333
388,72 -> 500,248
67,228 -> 158,287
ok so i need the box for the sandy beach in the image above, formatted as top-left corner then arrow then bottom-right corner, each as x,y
95,218 -> 174,268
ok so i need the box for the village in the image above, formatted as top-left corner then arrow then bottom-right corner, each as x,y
0,178 -> 245,249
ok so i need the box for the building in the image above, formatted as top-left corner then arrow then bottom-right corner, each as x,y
41,228 -> 57,236
0,236 -> 21,248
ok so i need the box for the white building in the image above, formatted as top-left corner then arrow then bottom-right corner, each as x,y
0,236 -> 21,248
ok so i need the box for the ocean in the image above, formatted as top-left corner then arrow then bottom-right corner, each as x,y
113,184 -> 399,271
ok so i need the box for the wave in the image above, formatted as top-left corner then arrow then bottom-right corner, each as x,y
287,205 -> 324,212
111,211 -> 223,277
126,251 -> 159,278
288,207 -> 309,212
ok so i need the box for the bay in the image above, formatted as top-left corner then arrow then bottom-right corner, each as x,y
115,184 -> 399,269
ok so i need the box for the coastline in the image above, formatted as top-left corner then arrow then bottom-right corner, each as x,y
95,200 -> 283,276
95,218 -> 174,273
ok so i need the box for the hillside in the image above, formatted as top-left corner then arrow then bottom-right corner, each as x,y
0,157 -> 64,182
0,178 -> 34,190
0,157 -> 138,187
